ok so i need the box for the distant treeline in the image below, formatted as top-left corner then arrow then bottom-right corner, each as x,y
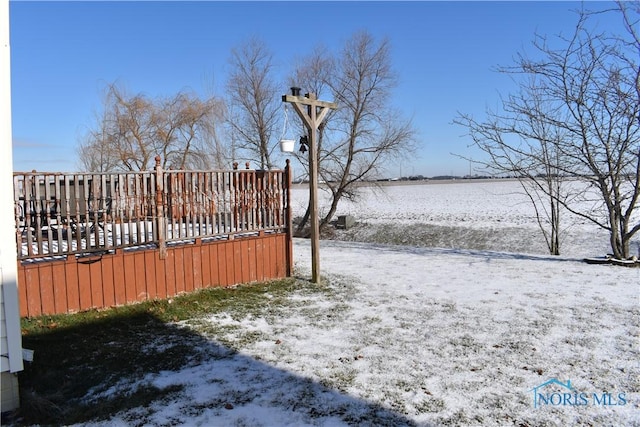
294,175 -> 522,185
377,175 -> 499,182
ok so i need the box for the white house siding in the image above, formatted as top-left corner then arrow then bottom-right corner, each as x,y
1,290 -> 21,411
1,0 -> 23,413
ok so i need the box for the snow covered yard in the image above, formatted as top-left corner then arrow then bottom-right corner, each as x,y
81,180 -> 638,426
287,239 -> 639,426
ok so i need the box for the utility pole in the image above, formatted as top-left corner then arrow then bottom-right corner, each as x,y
282,88 -> 337,283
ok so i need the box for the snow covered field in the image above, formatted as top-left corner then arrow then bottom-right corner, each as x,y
290,179 -> 638,259
83,180 -> 638,426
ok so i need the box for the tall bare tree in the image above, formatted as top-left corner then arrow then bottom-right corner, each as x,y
226,37 -> 280,170
78,83 -> 226,172
78,110 -> 122,172
456,80 -> 570,255
456,2 -> 640,259
288,45 -> 336,232
293,31 -> 417,233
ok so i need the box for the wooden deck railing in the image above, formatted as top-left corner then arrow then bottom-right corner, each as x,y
14,158 -> 292,262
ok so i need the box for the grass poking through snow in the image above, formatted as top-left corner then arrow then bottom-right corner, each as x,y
10,278 -> 310,426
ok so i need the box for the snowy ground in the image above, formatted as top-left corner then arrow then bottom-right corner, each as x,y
80,180 -> 639,426
290,179 -> 638,259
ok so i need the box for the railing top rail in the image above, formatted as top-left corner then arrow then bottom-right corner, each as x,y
14,170 -> 154,177
163,168 -> 285,173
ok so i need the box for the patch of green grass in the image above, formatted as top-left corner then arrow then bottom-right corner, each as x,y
7,278 -> 304,426
414,396 -> 446,413
320,368 -> 358,394
336,222 -> 548,254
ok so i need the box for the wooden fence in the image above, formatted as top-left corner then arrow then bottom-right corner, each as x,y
13,158 -> 293,318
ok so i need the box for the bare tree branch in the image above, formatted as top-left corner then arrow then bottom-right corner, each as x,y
225,37 -> 280,170
78,83 -> 227,171
455,3 -> 639,259
293,31 -> 418,233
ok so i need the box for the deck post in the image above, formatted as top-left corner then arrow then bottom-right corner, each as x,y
155,156 -> 167,259
284,159 -> 293,276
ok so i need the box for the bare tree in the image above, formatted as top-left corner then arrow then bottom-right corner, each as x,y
288,45 -> 336,233
79,83 -> 226,172
455,80 -> 570,255
456,3 -> 640,259
293,31 -> 417,233
78,109 -> 121,172
226,37 -> 280,170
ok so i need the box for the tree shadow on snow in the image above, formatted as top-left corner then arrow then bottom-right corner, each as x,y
321,239 -> 583,264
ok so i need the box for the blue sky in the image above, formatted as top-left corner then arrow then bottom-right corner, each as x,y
9,1 -> 623,176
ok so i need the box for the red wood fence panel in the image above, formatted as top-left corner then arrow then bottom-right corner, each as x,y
17,233 -> 291,318
52,262 -> 67,314
112,252 -> 126,306
15,160 -> 294,318
101,254 -> 116,308
144,251 -> 158,300
65,261 -> 80,313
